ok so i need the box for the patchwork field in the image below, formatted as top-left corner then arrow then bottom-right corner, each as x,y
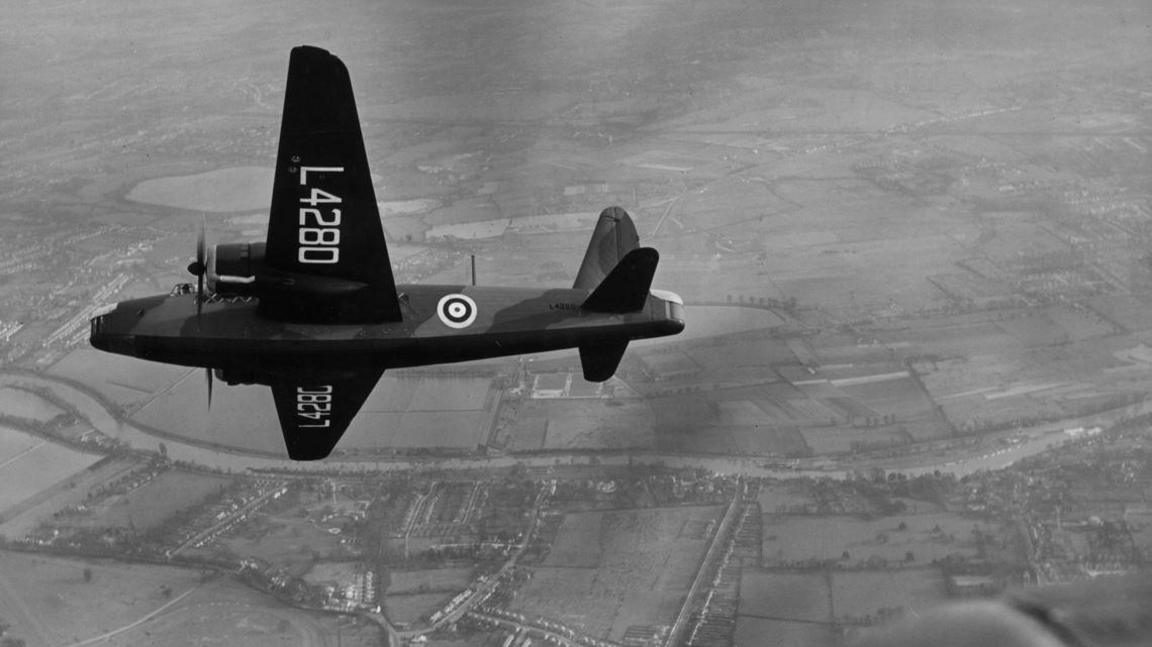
514,505 -> 722,641
506,399 -> 655,452
344,374 -> 499,451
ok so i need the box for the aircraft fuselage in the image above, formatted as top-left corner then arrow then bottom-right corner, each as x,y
90,284 -> 685,380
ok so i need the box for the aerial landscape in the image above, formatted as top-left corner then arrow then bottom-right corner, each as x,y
1,0 -> 1151,645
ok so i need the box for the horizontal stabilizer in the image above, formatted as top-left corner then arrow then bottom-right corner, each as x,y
581,247 -> 659,313
579,341 -> 629,382
574,207 -> 640,290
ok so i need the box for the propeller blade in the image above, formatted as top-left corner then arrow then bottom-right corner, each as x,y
197,215 -> 206,268
189,216 -> 207,319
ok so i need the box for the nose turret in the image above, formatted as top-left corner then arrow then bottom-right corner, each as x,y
89,301 -> 142,355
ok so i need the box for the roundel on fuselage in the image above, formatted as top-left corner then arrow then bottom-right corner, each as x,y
437,293 -> 477,329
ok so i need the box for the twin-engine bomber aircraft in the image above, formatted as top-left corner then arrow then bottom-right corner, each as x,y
89,46 -> 685,460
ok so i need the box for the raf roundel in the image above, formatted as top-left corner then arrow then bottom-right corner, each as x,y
437,293 -> 478,329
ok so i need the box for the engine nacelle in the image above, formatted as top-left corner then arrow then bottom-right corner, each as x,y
209,242 -> 266,297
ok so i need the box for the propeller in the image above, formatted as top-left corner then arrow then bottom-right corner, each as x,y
186,216 -> 208,317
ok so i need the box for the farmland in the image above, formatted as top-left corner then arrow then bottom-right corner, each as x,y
0,386 -> 64,422
762,513 -> 985,567
2,0 -> 1151,644
513,505 -> 721,640
0,426 -> 103,523
216,510 -> 356,576
0,551 -> 202,647
64,468 -> 232,532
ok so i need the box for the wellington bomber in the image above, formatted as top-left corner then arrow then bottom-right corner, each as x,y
89,46 -> 685,460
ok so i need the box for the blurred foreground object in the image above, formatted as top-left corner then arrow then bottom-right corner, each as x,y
851,575 -> 1152,647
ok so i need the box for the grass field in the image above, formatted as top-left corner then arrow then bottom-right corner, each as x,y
756,484 -> 815,514
739,570 -> 830,622
514,505 -> 721,640
505,399 -> 655,452
763,513 -> 981,566
71,469 -> 232,532
111,576 -> 383,647
799,427 -> 911,455
343,375 -> 498,451
734,617 -> 834,647
386,567 -> 473,594
831,569 -> 947,621
0,387 -> 64,422
0,424 -> 41,467
131,373 -> 286,454
0,426 -> 102,515
0,551 -> 203,647
49,348 -> 190,408
385,592 -> 447,625
219,514 -> 354,576
126,166 -> 273,212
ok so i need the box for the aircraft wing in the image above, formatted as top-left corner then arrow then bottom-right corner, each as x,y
269,368 -> 383,460
262,45 -> 402,323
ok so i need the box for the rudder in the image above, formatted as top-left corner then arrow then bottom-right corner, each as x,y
573,207 -> 639,290
581,247 -> 658,313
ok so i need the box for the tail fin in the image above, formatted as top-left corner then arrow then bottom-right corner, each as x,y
262,46 -> 402,322
573,207 -> 640,290
581,248 -> 658,313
